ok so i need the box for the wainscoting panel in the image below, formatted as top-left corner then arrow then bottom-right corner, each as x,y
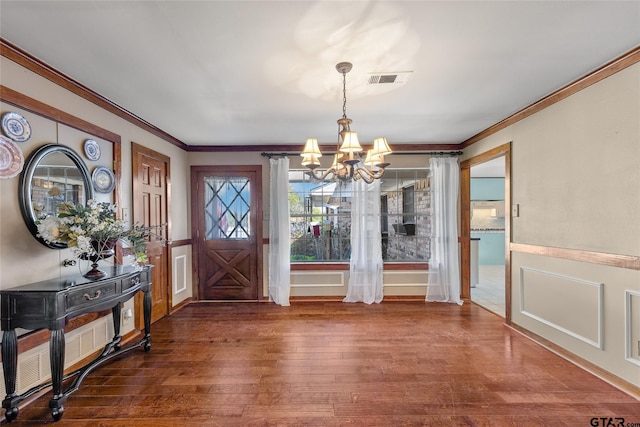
0,315 -> 113,397
291,271 -> 345,288
626,290 -> 640,366
288,269 -> 430,297
290,271 -> 346,297
383,270 -> 429,288
173,254 -> 188,294
382,270 -> 429,296
511,250 -> 640,389
17,353 -> 44,395
170,244 -> 193,307
519,266 -> 603,349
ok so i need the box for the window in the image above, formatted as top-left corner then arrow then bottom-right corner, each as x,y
289,171 -> 351,261
204,176 -> 250,240
402,185 -> 415,227
289,168 -> 430,263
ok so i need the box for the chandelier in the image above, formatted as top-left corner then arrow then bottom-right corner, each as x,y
300,62 -> 392,183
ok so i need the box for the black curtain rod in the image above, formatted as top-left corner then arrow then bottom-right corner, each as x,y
261,151 -> 463,158
350,150 -> 463,156
261,152 -> 291,159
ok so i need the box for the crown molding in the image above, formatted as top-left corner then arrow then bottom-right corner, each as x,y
461,45 -> 640,148
1,38 -> 188,151
3,37 -> 638,154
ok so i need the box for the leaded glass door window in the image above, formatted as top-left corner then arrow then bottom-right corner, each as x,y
204,176 -> 251,240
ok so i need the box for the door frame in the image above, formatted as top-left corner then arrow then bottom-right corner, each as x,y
132,142 -> 171,326
190,165 -> 263,301
460,142 -> 512,324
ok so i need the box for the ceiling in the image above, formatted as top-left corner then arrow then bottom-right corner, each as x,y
1,1 -> 639,149
470,157 -> 505,178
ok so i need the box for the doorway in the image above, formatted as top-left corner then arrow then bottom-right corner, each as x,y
470,157 -> 506,317
191,165 -> 263,301
460,143 -> 511,323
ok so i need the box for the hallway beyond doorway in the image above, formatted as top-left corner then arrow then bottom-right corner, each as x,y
472,264 -> 505,317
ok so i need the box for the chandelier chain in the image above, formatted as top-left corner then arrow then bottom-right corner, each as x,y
342,70 -> 347,120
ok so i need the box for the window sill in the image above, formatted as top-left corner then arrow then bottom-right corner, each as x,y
291,262 -> 429,271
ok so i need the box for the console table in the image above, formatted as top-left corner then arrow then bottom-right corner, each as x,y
1,265 -> 153,422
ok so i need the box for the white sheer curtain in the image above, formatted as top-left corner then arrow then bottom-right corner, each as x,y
426,157 -> 462,305
268,157 -> 290,306
344,178 -> 383,304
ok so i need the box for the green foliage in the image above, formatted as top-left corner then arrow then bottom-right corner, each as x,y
36,200 -> 166,263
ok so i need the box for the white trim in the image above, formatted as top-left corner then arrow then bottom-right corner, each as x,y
173,254 -> 187,294
0,316 -> 112,396
519,266 -> 604,350
290,271 -> 345,288
625,289 -> 640,366
383,282 -> 428,288
382,270 -> 429,287
290,283 -> 345,288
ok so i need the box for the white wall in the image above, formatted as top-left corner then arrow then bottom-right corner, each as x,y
0,103 -> 115,286
0,55 -> 192,390
463,63 -> 640,387
1,57 -> 192,290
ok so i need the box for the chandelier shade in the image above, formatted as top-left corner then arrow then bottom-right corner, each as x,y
339,132 -> 363,153
300,62 -> 392,183
363,150 -> 383,167
371,137 -> 392,156
302,138 -> 322,157
301,153 -> 321,169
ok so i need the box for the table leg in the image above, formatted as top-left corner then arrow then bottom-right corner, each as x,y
111,303 -> 122,350
1,330 -> 19,422
143,288 -> 152,352
48,329 -> 66,421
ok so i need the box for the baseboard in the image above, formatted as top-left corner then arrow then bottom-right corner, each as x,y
288,295 -> 426,302
170,297 -> 192,314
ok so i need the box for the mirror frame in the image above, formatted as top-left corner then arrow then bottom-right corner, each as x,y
19,143 -> 95,249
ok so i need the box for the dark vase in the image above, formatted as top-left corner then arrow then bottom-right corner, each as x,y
82,239 -> 117,279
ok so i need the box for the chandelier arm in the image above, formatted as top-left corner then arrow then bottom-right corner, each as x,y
307,167 -> 337,181
355,171 -> 372,184
353,166 -> 387,183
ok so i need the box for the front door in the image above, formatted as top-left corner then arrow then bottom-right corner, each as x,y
192,165 -> 262,300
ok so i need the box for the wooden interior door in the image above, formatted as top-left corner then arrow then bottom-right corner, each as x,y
192,165 -> 262,300
133,143 -> 169,324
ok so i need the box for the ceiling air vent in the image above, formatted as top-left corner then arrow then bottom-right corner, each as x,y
367,71 -> 413,85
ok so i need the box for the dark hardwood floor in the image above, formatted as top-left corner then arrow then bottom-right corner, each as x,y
5,301 -> 640,426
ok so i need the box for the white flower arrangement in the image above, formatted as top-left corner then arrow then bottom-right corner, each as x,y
36,200 -> 159,263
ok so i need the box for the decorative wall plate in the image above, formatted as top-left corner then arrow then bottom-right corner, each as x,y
83,139 -> 101,161
92,166 -> 116,193
0,135 -> 25,178
1,112 -> 32,142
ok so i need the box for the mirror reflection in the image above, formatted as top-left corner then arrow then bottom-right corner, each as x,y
31,152 -> 87,219
19,144 -> 94,249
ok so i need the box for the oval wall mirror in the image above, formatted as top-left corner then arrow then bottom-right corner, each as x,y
19,144 -> 94,249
